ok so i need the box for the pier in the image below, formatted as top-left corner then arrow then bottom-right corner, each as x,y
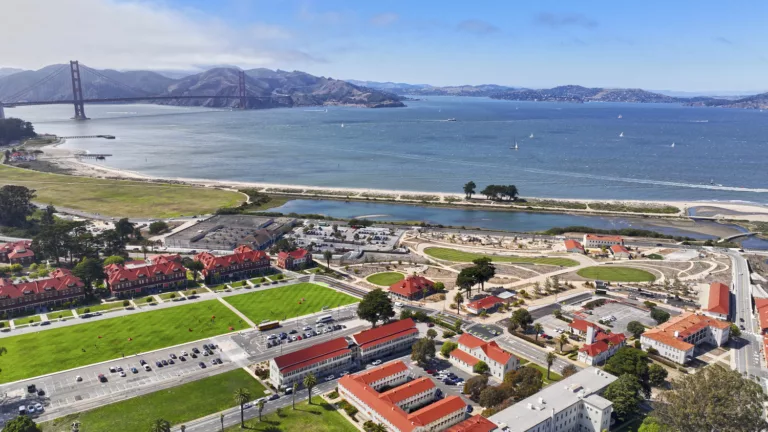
75,153 -> 112,159
60,135 -> 115,139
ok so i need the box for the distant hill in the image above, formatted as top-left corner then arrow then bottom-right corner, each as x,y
0,68 -> 25,79
0,65 -> 404,109
348,80 -> 519,97
490,85 -> 679,103
686,92 -> 768,110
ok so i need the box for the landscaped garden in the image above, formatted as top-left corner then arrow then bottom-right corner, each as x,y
365,272 -> 405,286
424,247 -> 579,267
224,283 -> 359,323
576,266 -> 656,282
223,401 -> 356,432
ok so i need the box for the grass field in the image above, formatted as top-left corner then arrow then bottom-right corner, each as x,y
0,300 -> 248,383
50,309 -> 74,319
224,401 -> 356,432
159,292 -> 180,300
577,266 -> 656,282
424,247 -> 579,267
525,364 -> 563,385
14,315 -> 41,325
0,164 -> 244,218
224,283 -> 359,323
366,272 -> 404,286
76,301 -> 124,314
42,369 -> 265,432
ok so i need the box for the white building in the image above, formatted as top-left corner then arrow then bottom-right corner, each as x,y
269,337 -> 353,389
640,312 -> 730,365
577,325 -> 627,366
583,234 -> 624,249
489,367 -> 617,432
449,333 -> 518,381
351,318 -> 418,362
609,244 -> 631,259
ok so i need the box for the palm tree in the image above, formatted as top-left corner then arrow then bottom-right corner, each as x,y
533,323 -> 544,341
454,292 -> 463,315
292,382 -> 299,409
545,352 -> 556,380
323,250 -> 333,268
304,373 -> 317,405
149,419 -> 171,432
257,398 -> 265,422
371,423 -> 387,432
558,333 -> 568,352
233,387 -> 251,429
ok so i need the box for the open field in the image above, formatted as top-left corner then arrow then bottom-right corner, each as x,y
577,266 -> 656,282
224,401 -> 357,432
424,247 -> 579,267
0,300 -> 248,383
0,164 -> 244,218
42,369 -> 265,432
224,283 -> 359,323
366,272 -> 404,286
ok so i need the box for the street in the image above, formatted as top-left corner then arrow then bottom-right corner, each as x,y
728,252 -> 766,390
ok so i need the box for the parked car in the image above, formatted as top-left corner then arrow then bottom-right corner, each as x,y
26,405 -> 35,414
34,403 -> 43,412
162,360 -> 168,366
119,371 -> 126,377
199,362 -> 206,369
169,353 -> 177,359
144,365 -> 152,371
98,374 -> 107,382
131,367 -> 139,374
269,394 -> 280,400
371,360 -> 383,366
192,347 -> 200,354
76,375 -> 83,382
180,356 -> 187,362
139,360 -> 147,366
325,375 -> 335,381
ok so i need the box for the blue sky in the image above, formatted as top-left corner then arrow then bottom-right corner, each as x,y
3,0 -> 767,92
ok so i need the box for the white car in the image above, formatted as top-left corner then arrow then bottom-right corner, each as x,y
26,405 -> 35,414
325,375 -> 335,381
181,350 -> 188,356
76,375 -> 83,382
371,360 -> 383,366
395,302 -> 404,308
303,326 -> 312,331
119,371 -> 127,377
267,334 -> 277,340
34,403 -> 43,412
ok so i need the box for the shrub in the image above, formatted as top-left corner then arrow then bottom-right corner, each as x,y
122,300 -> 130,307
83,308 -> 91,313
442,331 -> 456,338
328,390 -> 339,399
634,340 -> 641,349
647,347 -> 659,355
145,297 -> 153,303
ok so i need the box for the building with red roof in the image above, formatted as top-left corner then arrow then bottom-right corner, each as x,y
756,298 -> 768,334
641,312 -> 730,364
583,234 -> 624,249
0,268 -> 85,313
105,255 -> 187,297
389,275 -> 435,300
195,245 -> 271,283
564,239 -> 585,254
465,296 -> 504,315
703,282 -> 730,320
351,318 -> 418,362
445,415 -> 497,432
0,240 -> 35,266
276,248 -> 312,270
450,333 -> 518,381
269,337 -> 353,389
338,360 -> 468,432
609,244 -> 631,259
577,326 -> 627,366
568,318 -> 600,336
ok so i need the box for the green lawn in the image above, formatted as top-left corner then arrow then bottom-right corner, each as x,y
224,401 -> 356,432
525,363 -> 563,385
42,369 -> 265,432
50,309 -> 74,319
0,300 -> 248,383
224,283 -> 359,323
159,292 -> 181,300
0,164 -> 244,218
209,283 -> 230,291
249,277 -> 266,284
424,247 -> 579,267
577,266 -> 656,282
14,314 -> 41,325
183,288 -> 202,297
77,301 -> 125,315
366,272 -> 404,286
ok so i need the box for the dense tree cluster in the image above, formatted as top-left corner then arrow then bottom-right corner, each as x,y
0,185 -> 36,228
454,257 -> 496,299
480,184 -> 519,201
356,288 -> 395,327
0,117 -> 36,145
473,367 -> 544,415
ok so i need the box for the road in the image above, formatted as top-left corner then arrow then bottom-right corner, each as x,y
728,252 -> 766,389
494,335 -> 577,375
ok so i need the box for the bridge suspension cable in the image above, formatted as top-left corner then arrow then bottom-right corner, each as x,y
79,64 -> 155,97
2,64 -> 68,103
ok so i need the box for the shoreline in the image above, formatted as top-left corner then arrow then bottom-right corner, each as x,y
29,140 -> 768,227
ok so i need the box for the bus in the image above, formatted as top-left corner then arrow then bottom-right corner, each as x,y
316,314 -> 333,324
257,321 -> 280,331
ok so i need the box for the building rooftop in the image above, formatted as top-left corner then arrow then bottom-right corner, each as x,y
466,295 -> 504,311
568,319 -> 600,333
706,282 -> 730,315
0,268 -> 83,299
272,337 -> 351,374
456,333 -> 515,365
195,245 -> 270,273
488,367 -> 616,431
389,275 -> 434,298
351,318 -> 417,349
564,239 -> 584,250
610,244 -> 630,254
585,234 -> 623,242
445,415 -> 497,432
642,312 -> 730,351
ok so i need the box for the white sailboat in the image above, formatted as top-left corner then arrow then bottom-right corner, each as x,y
341,123 -> 345,128
511,138 -> 519,150
618,114 -> 623,119
619,132 -> 624,138
529,133 -> 534,139
671,142 -> 675,148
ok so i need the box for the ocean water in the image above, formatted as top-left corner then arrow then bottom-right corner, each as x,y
11,97 -> 768,203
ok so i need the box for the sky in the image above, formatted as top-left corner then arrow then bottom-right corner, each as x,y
1,0 -> 767,93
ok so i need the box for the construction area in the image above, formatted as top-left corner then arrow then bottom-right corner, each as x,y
164,215 -> 296,251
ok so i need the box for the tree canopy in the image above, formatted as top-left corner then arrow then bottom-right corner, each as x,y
410,337 -> 436,366
648,364 -> 668,387
463,181 -> 476,199
479,184 -> 519,201
2,415 -> 42,432
0,185 -> 36,228
473,360 -> 490,374
603,374 -> 643,420
0,117 -> 36,145
356,288 -> 395,327
511,308 -> 533,329
650,308 -> 670,324
626,321 -> 646,338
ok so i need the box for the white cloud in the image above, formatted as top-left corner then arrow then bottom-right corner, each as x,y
0,0 -> 318,71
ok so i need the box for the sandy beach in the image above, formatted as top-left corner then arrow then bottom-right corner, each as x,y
38,141 -> 768,224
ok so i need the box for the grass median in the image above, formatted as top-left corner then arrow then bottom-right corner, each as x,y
224,401 -> 356,432
42,369 -> 266,432
366,272 -> 404,286
576,266 -> 656,282
0,164 -> 244,218
224,283 -> 359,323
0,300 -> 248,383
424,247 -> 579,267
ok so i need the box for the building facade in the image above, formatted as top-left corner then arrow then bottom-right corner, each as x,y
450,333 -> 518,381
703,282 -> 730,320
351,318 -> 418,362
609,244 -> 631,259
269,337 -> 353,389
0,240 -> 35,266
564,239 -> 585,254
578,326 -> 627,366
105,255 -> 186,297
640,312 -> 730,364
389,275 -> 435,300
465,296 -> 504,315
583,234 -> 624,249
0,269 -> 85,314
196,245 -> 271,283
277,249 -> 312,270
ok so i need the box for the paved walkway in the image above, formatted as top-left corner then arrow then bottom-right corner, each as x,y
216,296 -> 257,328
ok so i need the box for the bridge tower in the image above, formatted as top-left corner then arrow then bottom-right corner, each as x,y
69,61 -> 88,120
238,70 -> 246,109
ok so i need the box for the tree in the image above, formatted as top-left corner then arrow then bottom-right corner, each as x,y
650,308 -> 670,324
98,229 -> 127,257
304,373 -> 317,404
40,205 -> 56,226
637,417 -> 665,432
149,419 -> 171,432
507,320 -> 519,334
471,257 -> 496,291
453,292 -> 464,315
604,374 -> 643,420
511,308 -> 533,330
411,337 -> 436,366
561,364 -> 578,378
626,321 -> 646,338
102,255 -> 126,266
433,281 -> 445,291
558,333 -> 568,352
72,257 -> 106,293
0,185 -> 36,227
533,323 -> 544,341
323,250 -> 333,268
605,347 -> 649,379
729,323 -> 742,338
292,382 -> 299,409
463,375 -> 489,401
473,360 -> 490,375
356,288 -> 395,327
187,260 -> 205,282
648,364 -> 668,387
0,117 -> 36,145
503,367 -> 542,400
440,341 -> 458,358
114,218 -> 135,241
233,387 -> 251,428
655,365 -> 765,432
148,221 -> 169,235
455,267 -> 477,298
545,352 -> 556,379
478,386 -> 505,407
257,398 -> 265,422
1,415 -> 42,432
463,181 -> 476,199
426,328 -> 438,339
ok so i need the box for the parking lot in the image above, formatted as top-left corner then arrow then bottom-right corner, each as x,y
577,301 -> 659,336
289,222 -> 405,254
465,323 -> 504,340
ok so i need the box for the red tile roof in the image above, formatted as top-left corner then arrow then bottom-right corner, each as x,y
0,269 -> 83,300
466,296 -> 504,312
1,240 -> 34,259
273,337 -> 350,374
610,244 -> 630,254
706,282 -> 730,315
564,239 -> 584,251
455,334 -> 514,365
569,319 -> 599,333
445,415 -> 497,432
354,360 -> 409,385
389,275 -> 434,298
756,299 -> 768,332
278,249 -> 309,260
352,318 -> 416,347
585,234 -> 623,242
482,341 -> 514,364
196,246 -> 270,273
408,396 -> 466,427
378,377 -> 435,404
450,348 -> 481,367
580,332 -> 626,357
150,254 -> 182,265
643,312 -> 730,351
105,258 -> 185,286
457,333 -> 486,349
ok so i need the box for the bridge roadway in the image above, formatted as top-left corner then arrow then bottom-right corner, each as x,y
1,94 -> 291,107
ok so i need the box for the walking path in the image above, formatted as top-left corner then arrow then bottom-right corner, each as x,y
215,296 -> 257,328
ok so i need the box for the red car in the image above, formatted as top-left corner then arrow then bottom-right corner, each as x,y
297,335 -> 303,340
425,369 -> 436,375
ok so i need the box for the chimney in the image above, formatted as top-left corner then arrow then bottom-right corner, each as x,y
586,325 -> 597,344
674,331 -> 680,338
